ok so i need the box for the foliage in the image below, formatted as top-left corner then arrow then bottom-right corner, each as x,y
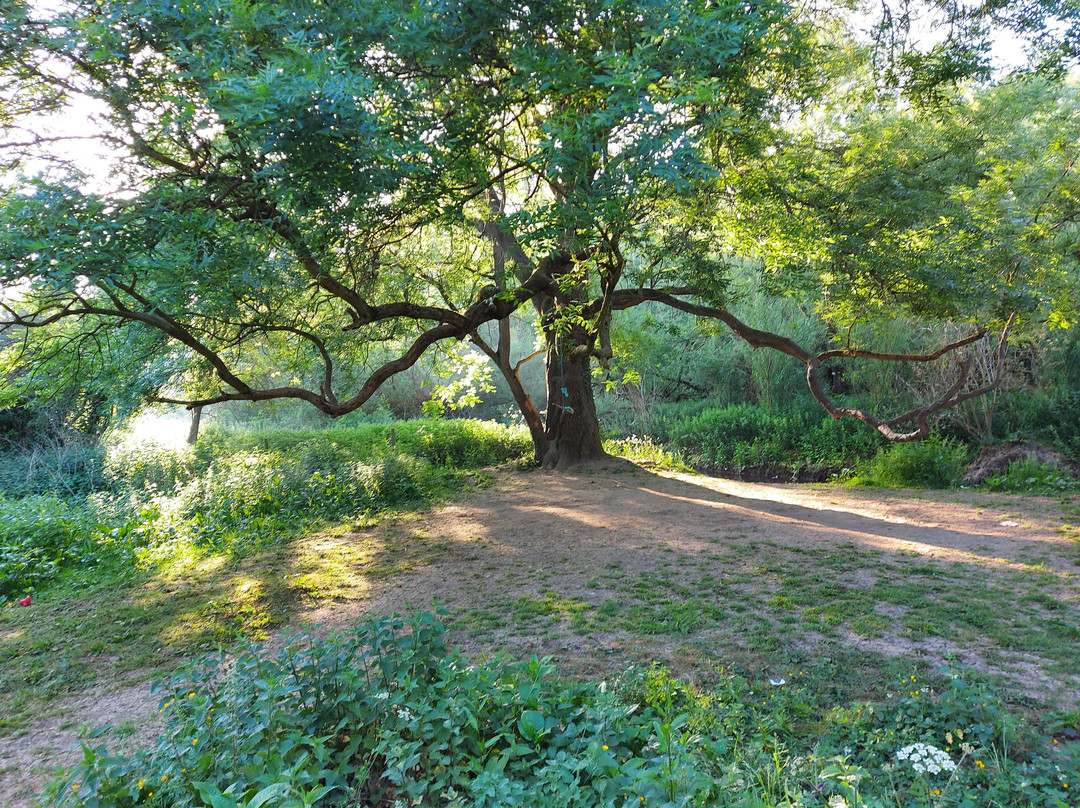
0,493 -> 142,600
47,612 -> 1080,808
985,388 -> 1080,456
982,459 -> 1080,493
0,439 -> 105,498
3,1 -> 1078,462
852,437 -> 973,489
667,404 -> 884,474
602,436 -> 689,471
0,419 -> 528,598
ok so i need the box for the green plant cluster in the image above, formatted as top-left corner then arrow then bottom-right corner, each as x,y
0,441 -> 105,498
847,437 -> 973,489
983,388 -> 1080,457
189,420 -> 531,472
49,612 -> 1078,808
982,458 -> 1080,493
0,493 -> 154,599
0,419 -> 529,599
666,404 -> 885,475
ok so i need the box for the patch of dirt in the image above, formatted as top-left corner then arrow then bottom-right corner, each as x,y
0,681 -> 161,808
3,459 -> 1078,807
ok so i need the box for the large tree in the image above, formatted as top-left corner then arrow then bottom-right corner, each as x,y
0,0 -> 1077,465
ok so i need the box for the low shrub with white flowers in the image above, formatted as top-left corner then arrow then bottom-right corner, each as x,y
45,611 -> 1080,808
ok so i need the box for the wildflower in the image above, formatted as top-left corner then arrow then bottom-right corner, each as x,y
192,738 -> 198,745
162,775 -> 168,782
396,707 -> 413,721
976,760 -> 985,769
374,691 -> 389,701
896,743 -> 957,775
602,745 -> 609,751
138,780 -> 145,789
828,796 -> 847,808
961,743 -> 974,755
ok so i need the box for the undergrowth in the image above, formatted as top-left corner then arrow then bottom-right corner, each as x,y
665,404 -> 884,475
0,419 -> 529,599
49,611 -> 1079,808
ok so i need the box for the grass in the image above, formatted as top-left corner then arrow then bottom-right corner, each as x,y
0,513 -> 468,732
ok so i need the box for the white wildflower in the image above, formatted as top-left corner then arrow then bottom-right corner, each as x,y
374,691 -> 389,701
896,743 -> 957,775
828,796 -> 848,808
396,707 -> 414,721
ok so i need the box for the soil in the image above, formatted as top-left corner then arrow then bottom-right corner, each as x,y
2,460 -> 1078,807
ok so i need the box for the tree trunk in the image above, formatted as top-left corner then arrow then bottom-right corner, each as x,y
186,405 -> 203,445
540,335 -> 605,468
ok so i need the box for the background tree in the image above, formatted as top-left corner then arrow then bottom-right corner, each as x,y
1,0 -> 1077,466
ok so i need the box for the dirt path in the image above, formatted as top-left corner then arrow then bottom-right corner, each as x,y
3,461 -> 1078,807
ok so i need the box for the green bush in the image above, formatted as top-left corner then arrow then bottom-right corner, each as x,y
987,388 -> 1080,454
165,448 -> 439,553
49,613 -> 1080,808
853,436 -> 972,489
0,442 -> 105,498
1,420 -> 525,594
667,403 -> 884,473
51,612 -> 723,808
103,439 -> 195,493
191,419 -> 530,473
0,493 -> 145,598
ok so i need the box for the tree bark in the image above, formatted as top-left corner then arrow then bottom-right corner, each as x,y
186,405 -> 203,445
540,333 -> 605,469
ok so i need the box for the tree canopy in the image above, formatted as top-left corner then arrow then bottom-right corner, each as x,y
1,0 -> 1079,465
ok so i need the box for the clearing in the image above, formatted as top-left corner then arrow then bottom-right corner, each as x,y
1,460 -> 1078,807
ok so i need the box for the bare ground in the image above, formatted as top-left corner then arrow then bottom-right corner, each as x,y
2,460 -> 1078,807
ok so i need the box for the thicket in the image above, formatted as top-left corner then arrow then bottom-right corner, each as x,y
50,611 -> 1078,808
0,420 -> 530,600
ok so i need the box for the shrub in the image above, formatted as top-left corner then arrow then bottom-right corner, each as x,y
0,493 -> 145,598
853,436 -> 972,489
191,419 -> 530,473
0,441 -> 105,498
51,612 -> 722,808
2,420 -> 522,594
164,449 -> 439,553
48,613 -> 1080,808
667,403 -> 884,473
103,439 -> 195,493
